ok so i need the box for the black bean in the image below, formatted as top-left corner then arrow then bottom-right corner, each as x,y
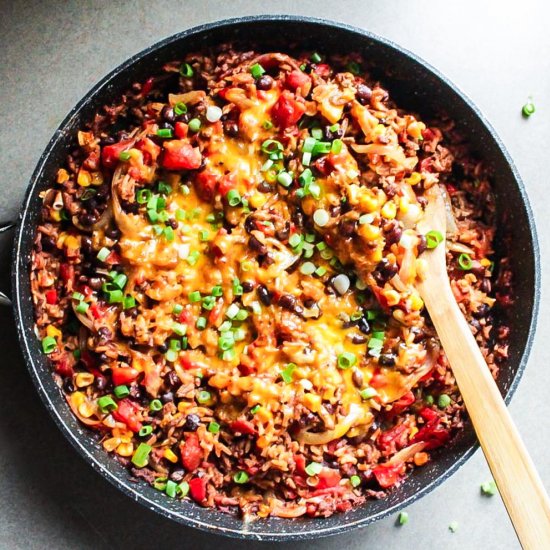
40,234 -> 56,252
373,259 -> 398,285
81,236 -> 93,257
95,184 -> 109,199
126,307 -> 139,318
378,354 -> 396,366
275,225 -> 290,241
249,235 -> 267,254
351,334 -> 367,345
358,318 -> 371,335
224,120 -> 239,137
183,414 -> 201,432
352,368 -> 364,388
79,212 -> 97,226
258,181 -> 273,193
339,219 -> 357,238
480,278 -> 491,294
385,223 -> 402,246
473,303 -> 490,319
278,294 -> 297,311
158,343 -> 168,353
323,125 -> 344,141
98,327 -> 112,341
356,83 -> 372,105
166,218 -> 178,229
161,105 -> 176,124
257,285 -> 272,306
256,75 -> 274,90
100,136 -> 115,147
168,371 -> 180,387
417,235 -> 427,255
329,205 -> 341,217
303,298 -> 316,309
242,281 -> 255,293
161,391 -> 174,403
63,377 -> 75,393
244,216 -> 256,234
94,376 -> 107,391
129,385 -> 142,400
176,112 -> 190,124
88,277 -> 103,291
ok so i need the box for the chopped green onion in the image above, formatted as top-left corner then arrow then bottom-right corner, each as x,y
119,151 -> 131,161
131,443 -> 152,468
208,421 -> 220,433
169,339 -> 181,351
222,348 -> 236,361
218,332 -> 235,351
211,285 -> 223,297
41,336 -> 57,354
277,171 -> 293,188
97,396 -> 118,413
165,349 -> 178,362
172,304 -> 183,314
177,481 -> 190,497
174,102 -> 187,115
481,480 -> 498,496
250,404 -> 261,414
196,316 -> 207,330
219,320 -> 232,332
226,303 -> 240,319
188,118 -> 201,132
81,188 -> 97,201
123,295 -> 136,309
305,461 -> 323,476
150,399 -> 163,411
157,181 -> 172,195
112,273 -> 127,289
289,233 -> 303,248
250,63 -> 265,79
75,301 -> 89,314
425,230 -> 444,249
458,253 -> 473,270
302,152 -> 312,166
331,139 -> 343,154
136,188 -> 152,204
147,209 -> 159,223
114,385 -> 130,399
235,309 -> 248,321
522,101 -> 535,117
310,52 -> 322,63
337,352 -> 357,369
172,322 -> 187,336
261,139 -> 283,155
157,128 -> 173,138
186,250 -> 200,266
153,477 -> 168,491
300,261 -> 316,275
180,63 -> 194,77
199,229 -> 210,241
311,128 -> 323,140
233,471 -> 249,484
302,137 -> 316,153
262,120 -> 273,130
202,296 -> 216,311
398,511 -> 409,525
346,61 -> 361,75
280,363 -> 296,384
438,394 -> 451,408
105,289 -> 123,304
359,387 -> 377,400
188,290 -> 201,303
139,425 -> 153,437
315,266 -> 327,277
165,479 -> 178,498
449,521 -> 459,533
196,390 -> 211,404
226,189 -> 241,207
175,209 -> 186,221
350,475 -> 361,487
97,247 -> 110,262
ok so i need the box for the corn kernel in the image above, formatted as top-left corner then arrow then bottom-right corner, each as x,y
91,171 -> 104,186
406,172 -> 422,186
209,372 -> 230,389
409,426 -> 419,438
249,193 -> 267,209
409,293 -> 424,311
399,195 -> 410,214
46,325 -> 62,338
480,258 -> 491,267
359,192 -> 378,212
256,435 -> 269,449
64,235 -> 80,250
103,437 -> 121,452
164,448 -> 179,463
358,223 -> 381,241
78,401 -> 95,418
414,451 -> 429,466
77,169 -> 92,187
57,168 -> 69,183
265,170 -> 277,184
50,210 -> 61,222
303,393 -> 321,413
381,201 -> 397,219
373,123 -> 386,136
77,131 -> 94,146
256,407 -> 273,423
370,246 -> 383,264
407,121 -> 426,139
71,391 -> 85,407
75,373 -> 95,388
384,289 -> 400,307
116,442 -> 134,457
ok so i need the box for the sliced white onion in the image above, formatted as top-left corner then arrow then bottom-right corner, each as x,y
206,105 -> 223,123
332,274 -> 350,295
313,209 -> 330,227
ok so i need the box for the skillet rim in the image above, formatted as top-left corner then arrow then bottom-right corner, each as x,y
10,14 -> 540,541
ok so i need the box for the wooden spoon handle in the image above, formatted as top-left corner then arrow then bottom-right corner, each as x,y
421,283 -> 550,549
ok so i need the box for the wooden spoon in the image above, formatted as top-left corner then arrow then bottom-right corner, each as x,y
416,186 -> 550,549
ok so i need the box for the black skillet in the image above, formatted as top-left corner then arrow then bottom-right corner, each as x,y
0,15 -> 540,541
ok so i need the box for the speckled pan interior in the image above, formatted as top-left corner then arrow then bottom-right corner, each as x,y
10,16 -> 540,541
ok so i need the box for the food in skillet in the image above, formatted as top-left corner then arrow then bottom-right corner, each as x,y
30,47 -> 512,519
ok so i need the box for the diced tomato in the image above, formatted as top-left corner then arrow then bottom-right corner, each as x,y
45,289 -> 58,305
377,423 -> 409,453
54,357 -> 73,377
177,309 -> 193,325
105,250 -> 121,265
179,352 -> 200,371
89,303 -> 105,320
217,87 -> 230,100
59,263 -> 74,284
294,454 -> 308,477
194,170 -> 218,201
111,366 -> 140,386
313,63 -> 331,78
316,469 -> 341,490
189,477 -> 207,503
218,174 -> 236,197
420,157 -> 434,173
208,299 -> 224,325
161,140 -> 202,171
446,183 -> 458,195
237,355 -> 256,376
390,391 -> 416,415
141,77 -> 154,97
180,433 -> 203,472
369,372 -> 386,388
229,419 -> 256,436
372,462 -> 405,488
421,127 -> 436,142
174,121 -> 188,139
271,91 -> 306,129
135,137 -> 161,164
286,70 -> 310,94
79,350 -> 97,370
418,407 -> 439,423
112,399 -> 142,432
412,425 -> 450,450
101,139 -> 134,169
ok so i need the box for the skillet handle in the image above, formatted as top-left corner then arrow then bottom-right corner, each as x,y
0,223 -> 15,306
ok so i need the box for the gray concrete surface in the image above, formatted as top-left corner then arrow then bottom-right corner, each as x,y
0,1 -> 548,548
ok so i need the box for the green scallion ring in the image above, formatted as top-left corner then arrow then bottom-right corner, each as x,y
41,336 -> 57,354
522,101 -> 535,117
425,230 -> 444,249
337,352 -> 357,369
180,63 -> 194,78
458,253 -> 473,270
233,471 -> 249,484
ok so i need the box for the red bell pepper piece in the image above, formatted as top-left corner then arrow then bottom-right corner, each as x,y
111,366 -> 140,386
189,477 -> 207,503
112,399 -> 142,432
286,70 -> 310,94
101,139 -> 134,169
141,77 -> 154,97
161,140 -> 202,171
316,469 -> 341,490
59,263 -> 74,284
45,289 -> 58,305
372,462 -> 405,488
54,356 -> 74,377
180,433 -> 202,472
313,63 -> 331,78
412,425 -> 451,450
89,303 -> 105,320
390,391 -> 416,415
271,91 -> 306,129
218,174 -> 236,197
194,169 -> 218,201
293,454 -> 308,477
174,122 -> 188,139
229,419 -> 256,436
377,423 -> 409,453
